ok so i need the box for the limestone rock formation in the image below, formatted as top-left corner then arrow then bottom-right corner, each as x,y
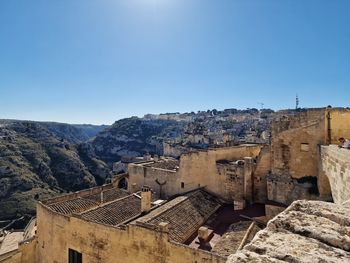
227,200 -> 350,263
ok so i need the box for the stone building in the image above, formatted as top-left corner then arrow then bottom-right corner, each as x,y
268,107 -> 350,204
128,144 -> 270,205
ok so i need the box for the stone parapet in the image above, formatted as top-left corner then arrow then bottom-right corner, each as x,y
320,145 -> 350,204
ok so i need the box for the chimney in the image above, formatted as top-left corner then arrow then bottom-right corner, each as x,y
131,183 -> 137,193
198,226 -> 209,242
141,186 -> 152,213
198,226 -> 212,250
100,191 -> 104,203
158,222 -> 169,233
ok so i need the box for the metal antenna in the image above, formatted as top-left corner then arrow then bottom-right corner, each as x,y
296,94 -> 299,109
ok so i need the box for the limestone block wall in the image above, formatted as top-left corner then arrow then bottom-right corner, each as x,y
216,163 -> 245,201
271,109 -> 326,179
36,203 -> 226,263
127,164 -> 179,199
320,145 -> 350,204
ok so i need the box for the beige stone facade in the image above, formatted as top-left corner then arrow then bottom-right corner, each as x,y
35,201 -> 226,263
268,107 -> 350,204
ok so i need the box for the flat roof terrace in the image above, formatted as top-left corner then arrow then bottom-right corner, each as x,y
186,204 -> 266,257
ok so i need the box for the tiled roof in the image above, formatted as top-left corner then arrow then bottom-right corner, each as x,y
84,188 -> 129,203
80,195 -> 141,226
47,198 -> 98,215
140,190 -> 222,243
46,187 -> 129,216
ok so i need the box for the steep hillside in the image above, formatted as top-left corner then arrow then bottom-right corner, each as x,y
0,120 -> 108,144
0,121 -> 110,220
88,117 -> 184,164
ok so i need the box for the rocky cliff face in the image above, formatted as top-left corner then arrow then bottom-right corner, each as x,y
0,121 -> 110,220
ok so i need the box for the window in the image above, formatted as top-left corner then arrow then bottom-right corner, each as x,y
300,143 -> 309,152
181,182 -> 185,188
69,249 -> 82,263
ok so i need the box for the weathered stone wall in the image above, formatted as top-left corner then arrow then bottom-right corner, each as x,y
320,145 -> 350,204
127,164 -> 179,199
0,238 -> 36,263
271,108 -> 326,179
216,162 -> 245,201
36,203 -> 226,263
327,108 -> 350,144
268,108 -> 350,204
252,145 -> 271,203
128,145 -> 263,202
177,145 -> 261,201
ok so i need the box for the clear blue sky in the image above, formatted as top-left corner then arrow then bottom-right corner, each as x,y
0,0 -> 349,124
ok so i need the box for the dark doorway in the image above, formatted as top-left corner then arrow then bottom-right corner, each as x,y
118,178 -> 128,190
68,248 -> 82,263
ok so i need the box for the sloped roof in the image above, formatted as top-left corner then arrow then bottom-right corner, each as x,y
46,187 -> 129,215
80,195 -> 142,226
47,198 -> 98,215
137,189 -> 222,243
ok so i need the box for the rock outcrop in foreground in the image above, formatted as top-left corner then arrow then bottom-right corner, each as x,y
227,200 -> 350,263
